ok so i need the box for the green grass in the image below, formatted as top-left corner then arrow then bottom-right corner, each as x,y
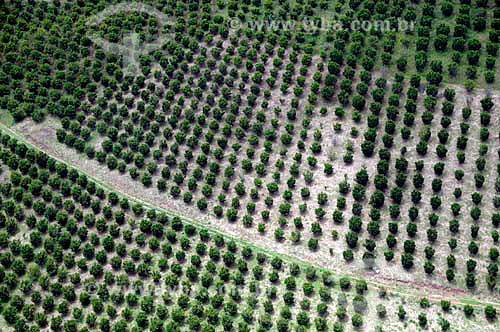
1,120 -> 499,310
0,109 -> 14,127
312,1 -> 499,89
461,298 -> 488,306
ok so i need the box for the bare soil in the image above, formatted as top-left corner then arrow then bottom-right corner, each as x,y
6,94 -> 500,310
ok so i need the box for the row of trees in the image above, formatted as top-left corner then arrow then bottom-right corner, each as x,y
6,129 -> 493,332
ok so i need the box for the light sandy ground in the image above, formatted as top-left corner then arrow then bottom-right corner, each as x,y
5,98 -> 500,312
3,33 -> 499,310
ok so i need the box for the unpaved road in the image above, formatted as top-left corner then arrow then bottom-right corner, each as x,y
1,120 -> 499,310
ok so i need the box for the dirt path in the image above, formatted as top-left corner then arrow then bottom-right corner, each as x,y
1,120 -> 499,310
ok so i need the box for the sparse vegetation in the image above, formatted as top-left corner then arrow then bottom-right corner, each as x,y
0,0 -> 498,331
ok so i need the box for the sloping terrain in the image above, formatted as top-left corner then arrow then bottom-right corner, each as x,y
0,1 -> 499,331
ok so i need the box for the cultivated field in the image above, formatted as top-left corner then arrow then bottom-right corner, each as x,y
0,0 -> 499,331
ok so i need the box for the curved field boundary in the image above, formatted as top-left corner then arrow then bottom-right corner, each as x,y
0,120 -> 498,310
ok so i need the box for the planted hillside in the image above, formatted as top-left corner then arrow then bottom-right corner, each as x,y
0,1 -> 499,331
1,130 -> 497,332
